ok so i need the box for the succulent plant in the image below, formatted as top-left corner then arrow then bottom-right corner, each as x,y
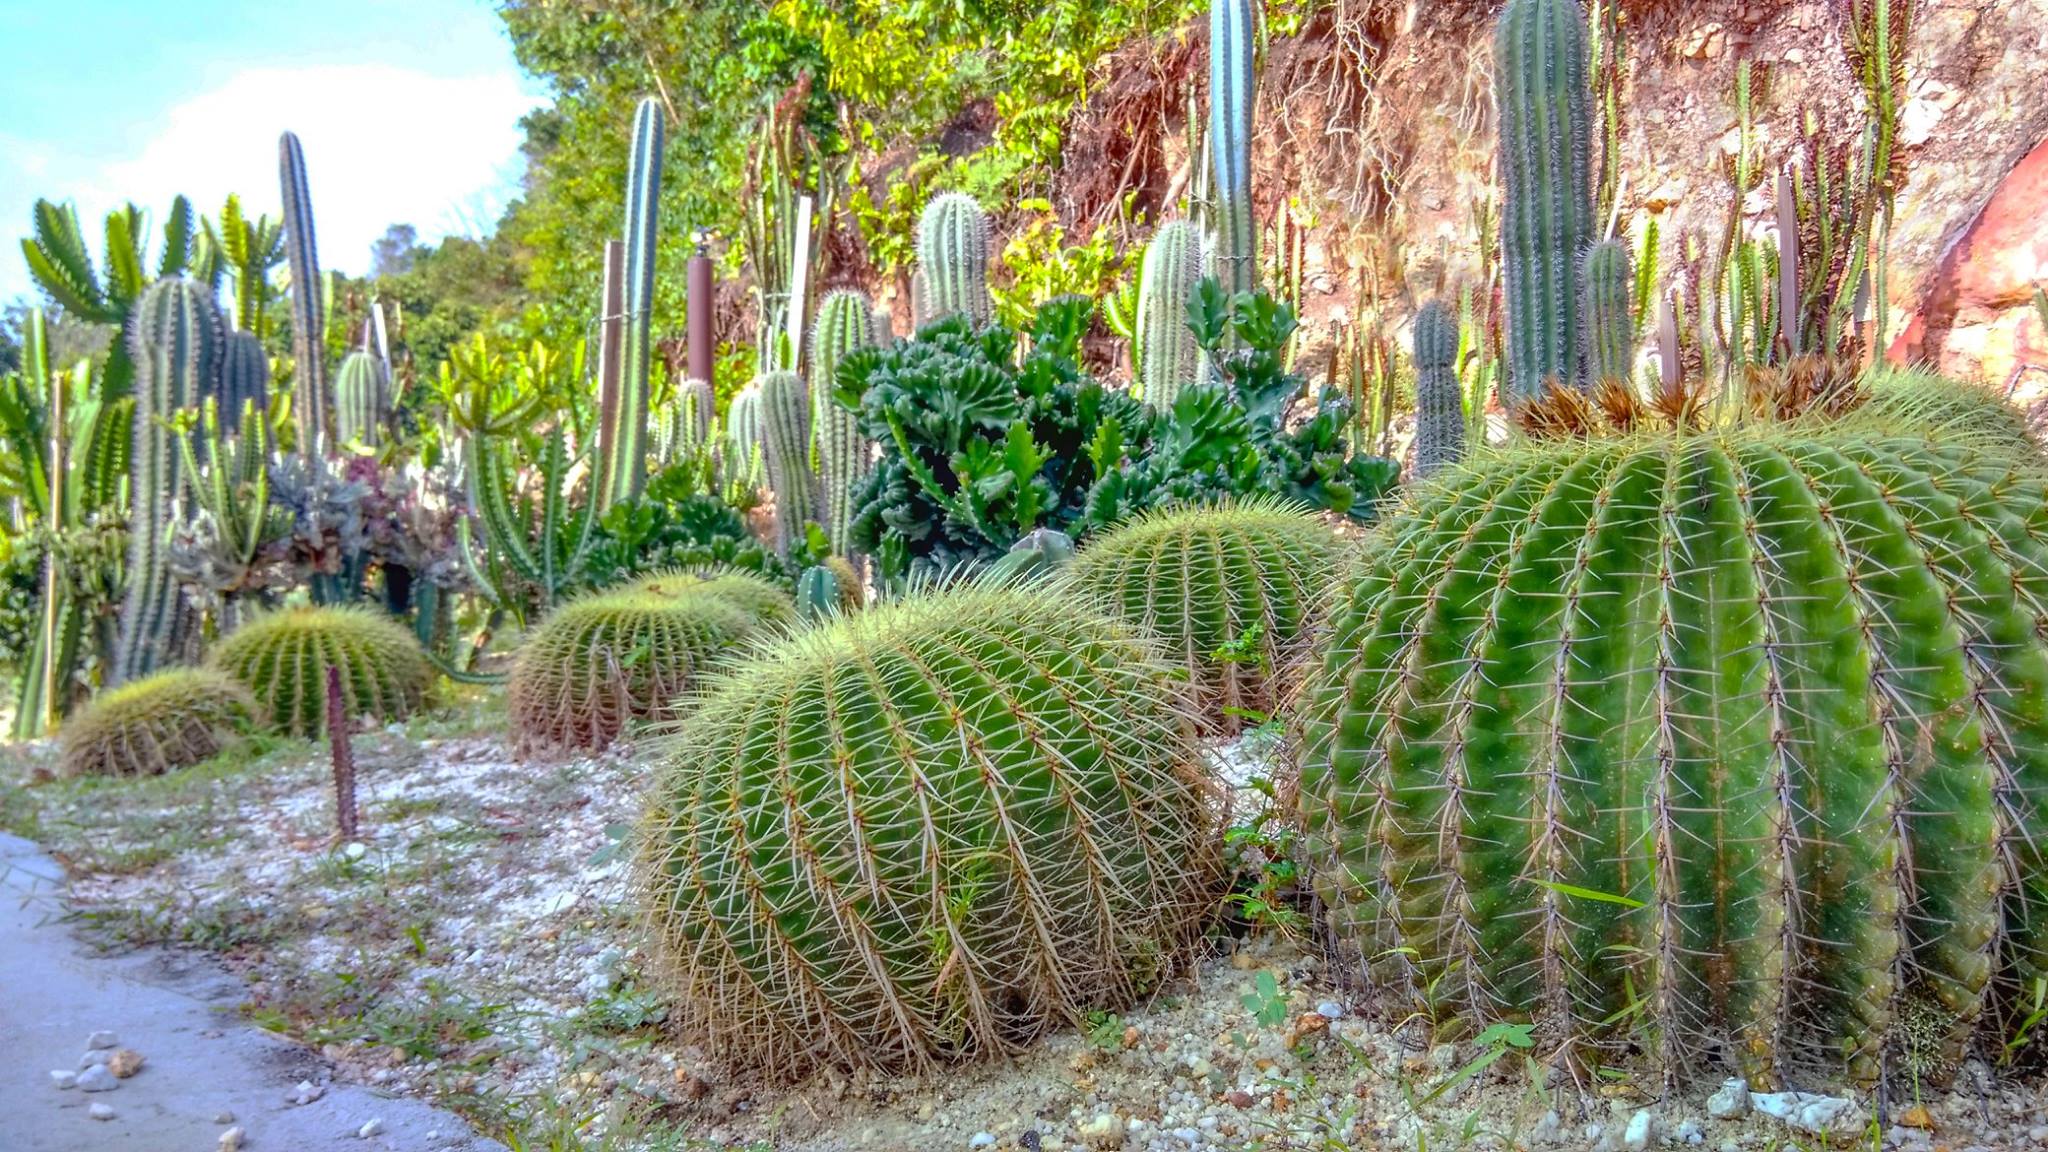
1582,239 -> 1636,388
1135,221 -> 1205,407
626,567 -> 796,630
640,583 -> 1220,1075
675,376 -> 714,456
723,382 -> 765,492
509,588 -> 752,754
58,668 -> 259,778
914,192 -> 992,327
596,96 -> 666,512
1209,0 -> 1258,298
210,605 -> 431,737
334,350 -> 389,450
279,131 -> 328,455
1067,500 -> 1342,732
1412,300 -> 1464,481
757,370 -> 815,559
811,289 -> 877,555
1297,423 -> 2048,1084
794,564 -> 839,621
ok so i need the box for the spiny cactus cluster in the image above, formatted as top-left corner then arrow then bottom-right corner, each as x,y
1067,500 -> 1342,732
914,192 -> 991,327
1297,423 -> 2048,1084
640,584 -> 1219,1076
210,605 -> 431,737
1135,222 -> 1204,407
1411,300 -> 1463,481
58,668 -> 258,779
811,289 -> 877,555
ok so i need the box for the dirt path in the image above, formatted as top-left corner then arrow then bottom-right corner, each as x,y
0,831 -> 507,1152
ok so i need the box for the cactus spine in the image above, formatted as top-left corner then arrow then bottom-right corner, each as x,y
913,192 -> 991,327
1209,0 -> 1258,297
1583,239 -> 1636,387
334,350 -> 388,450
1136,221 -> 1204,406
810,290 -> 876,554
1496,0 -> 1596,400
279,132 -> 327,455
757,371 -> 814,559
1412,300 -> 1464,480
218,331 -> 269,435
598,97 -> 665,511
117,277 -> 222,684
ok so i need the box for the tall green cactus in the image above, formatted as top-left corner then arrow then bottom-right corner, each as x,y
1135,221 -> 1204,406
1411,300 -> 1463,480
218,331 -> 269,435
279,132 -> 327,455
1496,0 -> 1595,400
723,382 -> 765,493
598,97 -> 665,511
675,376 -> 714,456
756,371 -> 814,559
1582,239 -> 1636,387
1298,422 -> 2048,1084
810,289 -> 876,554
174,396 -> 276,630
463,424 -> 594,611
1209,0 -> 1258,297
116,277 -> 222,684
334,350 -> 388,450
914,192 -> 991,327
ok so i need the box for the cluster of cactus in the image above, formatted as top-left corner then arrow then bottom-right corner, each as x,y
1411,300 -> 1464,480
596,97 -> 665,512
1296,422 -> 2048,1084
171,396 -> 282,630
810,289 -> 877,555
1067,501 -> 1341,732
756,370 -> 815,559
209,605 -> 430,737
463,423 -> 594,609
1134,221 -> 1205,406
335,350 -> 389,450
279,132 -> 328,455
640,584 -> 1218,1075
914,193 -> 992,327
1208,0 -> 1258,298
57,668 -> 257,778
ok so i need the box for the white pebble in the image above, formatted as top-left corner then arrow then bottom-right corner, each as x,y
1314,1001 -> 1345,1020
1751,1090 -> 1857,1135
77,1049 -> 109,1070
76,1065 -> 119,1092
969,1134 -> 996,1149
1674,1119 -> 1705,1145
1623,1110 -> 1659,1151
216,1111 -> 236,1124
1172,1127 -> 1202,1145
1705,1078 -> 1750,1120
358,1117 -> 385,1138
219,1126 -> 246,1151
86,1031 -> 118,1050
88,1102 -> 115,1121
49,1070 -> 77,1090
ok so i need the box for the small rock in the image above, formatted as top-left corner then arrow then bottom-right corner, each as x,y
1752,1091 -> 1857,1135
1226,1090 -> 1254,1109
49,1070 -> 77,1090
1315,1001 -> 1345,1020
219,1127 -> 246,1151
288,1079 -> 325,1105
86,1031 -> 118,1050
107,1048 -> 145,1078
88,1102 -> 115,1121
1530,1110 -> 1564,1145
76,1065 -> 119,1092
215,1111 -> 236,1124
1172,1127 -> 1202,1146
1674,1119 -> 1704,1145
1623,1109 -> 1659,1151
2028,1126 -> 2048,1143
969,1133 -> 996,1149
1897,1104 -> 1935,1130
1706,1078 -> 1750,1120
358,1117 -> 385,1138
77,1049 -> 110,1070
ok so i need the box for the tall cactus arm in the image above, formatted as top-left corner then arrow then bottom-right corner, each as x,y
1209,0 -> 1259,297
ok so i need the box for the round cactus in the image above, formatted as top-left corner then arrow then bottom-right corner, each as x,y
626,567 -> 795,630
1297,423 -> 2048,1085
640,584 -> 1220,1075
209,606 -> 431,737
58,668 -> 259,779
1066,500 -> 1344,732
509,589 -> 754,754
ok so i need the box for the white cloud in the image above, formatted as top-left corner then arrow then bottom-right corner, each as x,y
4,64 -> 540,300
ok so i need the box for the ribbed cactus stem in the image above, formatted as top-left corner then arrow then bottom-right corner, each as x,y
757,371 -> 815,559
1136,221 -> 1204,406
597,97 -> 665,511
810,289 -> 877,555
117,277 -> 222,685
1582,239 -> 1637,387
334,350 -> 389,450
1412,300 -> 1464,480
279,132 -> 327,455
724,383 -> 764,492
1496,0 -> 1596,399
1209,0 -> 1258,297
218,331 -> 269,435
795,565 -> 838,621
913,192 -> 992,327
675,377 -> 714,455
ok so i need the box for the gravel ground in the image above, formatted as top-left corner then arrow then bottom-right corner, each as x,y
2,705 -> 2044,1151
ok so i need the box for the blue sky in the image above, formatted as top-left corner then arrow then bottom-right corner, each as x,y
0,0 -> 544,301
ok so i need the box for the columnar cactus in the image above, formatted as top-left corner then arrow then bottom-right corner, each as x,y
1066,500 -> 1341,732
1297,424 -> 2048,1084
58,669 -> 259,778
641,583 -> 1220,1075
675,376 -> 714,456
757,371 -> 814,558
210,606 -> 431,737
334,350 -> 388,450
1209,0 -> 1258,297
598,96 -> 665,511
1135,221 -> 1204,406
1582,239 -> 1636,387
810,289 -> 876,554
794,564 -> 839,621
117,277 -> 223,684
219,331 -> 269,434
723,383 -> 764,492
1412,300 -> 1464,481
914,192 -> 992,327
1496,0 -> 1595,400
279,132 -> 328,455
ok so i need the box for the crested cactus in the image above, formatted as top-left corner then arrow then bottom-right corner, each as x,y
210,605 -> 431,737
219,331 -> 269,434
1135,221 -> 1204,406
628,567 -> 796,630
1412,300 -> 1464,481
597,96 -> 666,511
1209,0 -> 1258,297
1496,0 -> 1596,400
58,668 -> 259,779
116,276 -> 223,684
914,192 -> 992,327
1297,423 -> 2048,1084
279,131 -> 328,455
509,588 -> 752,754
757,371 -> 815,559
1067,500 -> 1341,732
1583,239 -> 1636,387
810,289 -> 877,554
334,350 -> 389,450
641,583 -> 1220,1075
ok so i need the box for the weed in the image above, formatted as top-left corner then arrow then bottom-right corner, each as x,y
1084,1009 -> 1126,1051
1242,969 -> 1289,1028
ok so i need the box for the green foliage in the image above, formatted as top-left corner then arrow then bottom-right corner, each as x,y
198,194 -> 285,338
1412,299 -> 1463,480
210,606 -> 431,737
1298,422 -> 2048,1082
990,199 -> 1127,332
1241,970 -> 1287,1029
58,668 -> 259,779
584,465 -> 782,591
464,418 -> 595,614
640,583 -> 1218,1074
20,195 -> 195,399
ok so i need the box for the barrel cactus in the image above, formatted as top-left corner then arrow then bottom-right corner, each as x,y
1297,421 -> 2048,1085
627,567 -> 795,630
640,584 -> 1220,1075
510,589 -> 753,754
58,669 -> 259,779
209,606 -> 431,737
1067,500 -> 1343,732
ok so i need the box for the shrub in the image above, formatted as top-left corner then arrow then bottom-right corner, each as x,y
58,668 -> 258,778
209,606 -> 431,737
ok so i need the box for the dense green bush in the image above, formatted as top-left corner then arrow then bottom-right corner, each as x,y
583,464 -> 788,590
